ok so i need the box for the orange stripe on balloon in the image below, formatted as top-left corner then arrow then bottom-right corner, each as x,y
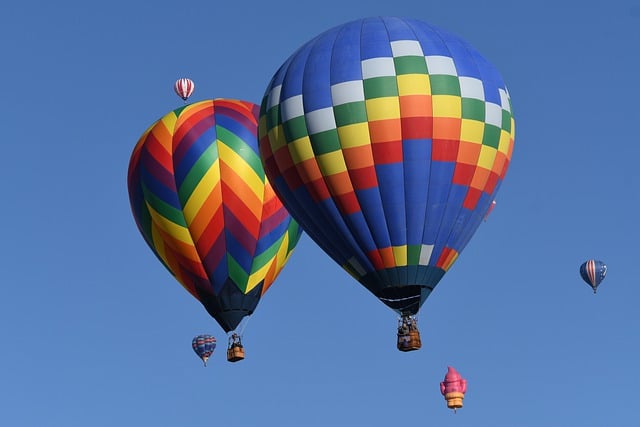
188,180 -> 222,240
220,181 -> 261,239
261,260 -> 278,295
220,162 -> 263,221
194,204 -> 225,258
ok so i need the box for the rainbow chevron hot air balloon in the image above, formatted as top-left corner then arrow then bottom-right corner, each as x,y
128,99 -> 301,360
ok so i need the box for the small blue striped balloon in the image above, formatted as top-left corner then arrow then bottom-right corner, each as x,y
579,260 -> 607,294
192,335 -> 216,366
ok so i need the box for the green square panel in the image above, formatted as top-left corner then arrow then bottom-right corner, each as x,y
363,76 -> 399,99
283,115 -> 309,142
334,102 -> 368,127
394,56 -> 428,75
462,98 -> 485,122
482,124 -> 501,149
429,75 -> 461,96
310,129 -> 342,155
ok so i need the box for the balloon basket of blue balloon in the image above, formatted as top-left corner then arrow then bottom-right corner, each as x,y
397,315 -> 422,352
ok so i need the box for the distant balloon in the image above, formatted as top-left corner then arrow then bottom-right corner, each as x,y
580,259 -> 607,294
483,200 -> 497,222
192,334 -> 216,366
440,366 -> 467,413
174,78 -> 195,102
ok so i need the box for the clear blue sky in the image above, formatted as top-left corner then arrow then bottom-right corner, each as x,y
1,1 -> 639,426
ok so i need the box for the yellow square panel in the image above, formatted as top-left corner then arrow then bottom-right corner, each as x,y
365,97 -> 401,121
397,74 -> 431,96
460,118 -> 484,145
337,123 -> 372,148
317,151 -> 348,176
392,245 -> 408,266
289,137 -> 315,163
432,95 -> 461,118
477,144 -> 498,170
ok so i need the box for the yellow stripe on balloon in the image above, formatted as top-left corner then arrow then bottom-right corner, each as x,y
273,233 -> 291,272
157,113 -> 178,143
218,142 -> 263,199
246,233 -> 288,292
246,259 -> 272,293
148,210 -> 191,242
183,158 -> 221,224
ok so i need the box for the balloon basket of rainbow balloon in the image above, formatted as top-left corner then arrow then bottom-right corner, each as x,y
396,315 -> 422,352
227,333 -> 245,362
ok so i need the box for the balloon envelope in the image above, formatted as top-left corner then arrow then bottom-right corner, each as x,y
259,17 -> 515,315
128,99 -> 301,332
579,259 -> 607,293
192,334 -> 216,365
174,78 -> 195,101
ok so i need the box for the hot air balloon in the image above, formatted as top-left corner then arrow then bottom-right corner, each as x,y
580,259 -> 607,294
259,17 -> 515,350
483,200 -> 497,222
440,366 -> 467,413
174,78 -> 195,102
128,99 -> 302,362
192,334 -> 216,366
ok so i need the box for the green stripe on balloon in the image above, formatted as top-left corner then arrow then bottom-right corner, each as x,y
178,143 -> 219,206
142,182 -> 187,227
227,256 -> 249,292
252,234 -> 286,271
216,127 -> 265,181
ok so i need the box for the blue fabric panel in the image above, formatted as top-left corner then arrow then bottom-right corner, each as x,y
375,162 -> 407,247
403,139 -> 431,246
330,20 -> 364,84
360,18 -> 392,60
301,29 -> 336,112
423,161 -> 455,245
